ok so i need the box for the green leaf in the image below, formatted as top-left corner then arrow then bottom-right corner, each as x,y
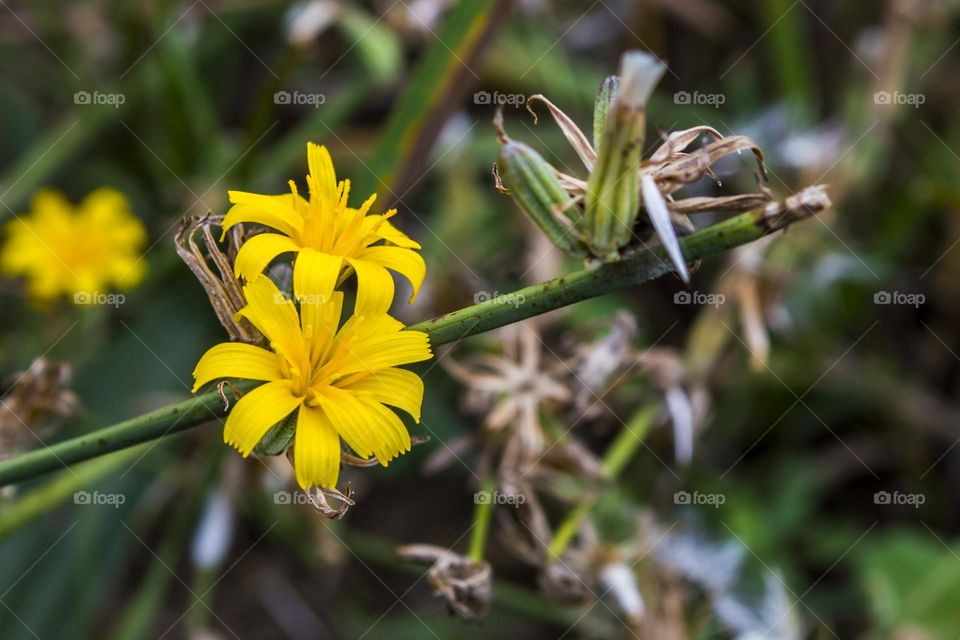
254,409 -> 299,456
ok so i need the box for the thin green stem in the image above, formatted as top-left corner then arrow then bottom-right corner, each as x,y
468,476 -> 496,562
0,203 -> 818,487
547,405 -> 659,561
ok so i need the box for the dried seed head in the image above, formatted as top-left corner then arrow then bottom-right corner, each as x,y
396,545 -> 492,620
0,359 -> 78,458
445,322 -> 570,472
538,561 -> 594,603
571,310 -> 638,417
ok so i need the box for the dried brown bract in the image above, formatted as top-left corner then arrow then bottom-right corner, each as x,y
305,484 -> 356,519
175,214 -> 259,343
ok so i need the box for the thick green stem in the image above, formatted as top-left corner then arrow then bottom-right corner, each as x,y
0,204 -> 816,487
547,405 -> 659,561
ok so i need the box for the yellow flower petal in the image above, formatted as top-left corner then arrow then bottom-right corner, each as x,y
342,367 -> 424,421
306,142 -> 339,205
358,245 -> 425,303
355,397 -> 411,465
236,276 -> 305,365
292,249 -> 343,308
223,192 -> 305,239
192,342 -> 282,392
294,405 -> 341,489
293,250 -> 344,362
223,380 -> 301,456
346,257 -> 394,315
318,386 -> 377,459
330,316 -> 432,376
234,233 -> 302,282
373,217 -> 421,249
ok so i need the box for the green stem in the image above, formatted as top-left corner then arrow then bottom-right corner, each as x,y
0,204 -> 815,487
468,476 -> 495,562
0,444 -> 148,538
547,405 -> 658,561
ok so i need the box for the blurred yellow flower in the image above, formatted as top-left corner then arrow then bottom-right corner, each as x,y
0,188 -> 147,302
192,275 -> 432,489
223,142 -> 424,315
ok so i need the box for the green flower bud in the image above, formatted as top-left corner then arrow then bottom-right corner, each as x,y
583,51 -> 665,258
495,116 -> 586,256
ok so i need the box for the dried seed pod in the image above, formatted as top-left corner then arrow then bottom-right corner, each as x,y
584,51 -> 665,257
494,112 -> 586,256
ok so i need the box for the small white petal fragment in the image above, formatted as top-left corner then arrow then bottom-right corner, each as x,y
191,490 -> 235,569
665,385 -> 694,465
287,1 -> 339,47
599,562 -> 645,624
641,173 -> 689,282
618,51 -> 667,108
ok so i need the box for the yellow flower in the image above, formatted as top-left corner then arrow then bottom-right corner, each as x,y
1,188 -> 147,302
223,142 -> 425,315
192,275 -> 432,489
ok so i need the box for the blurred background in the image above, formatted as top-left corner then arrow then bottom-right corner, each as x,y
0,0 -> 958,638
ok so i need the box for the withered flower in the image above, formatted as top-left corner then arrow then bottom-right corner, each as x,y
445,321 -> 569,471
569,310 -> 638,418
396,544 -> 492,620
175,214 -> 259,342
495,49 -> 799,288
0,358 -> 79,459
